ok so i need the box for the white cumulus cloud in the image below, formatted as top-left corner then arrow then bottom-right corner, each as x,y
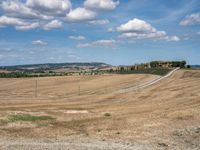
180,12 -> 200,26
77,39 -> 115,48
117,18 -> 180,42
1,0 -> 53,20
89,19 -> 109,25
26,0 -> 71,16
1,0 -> 71,21
117,18 -> 156,33
0,16 -> 28,26
0,16 -> 40,31
166,36 -> 180,42
119,31 -> 167,40
0,16 -> 62,31
66,7 -> 96,22
16,22 -> 39,31
84,0 -> 119,11
69,36 -> 86,40
43,20 -> 63,30
0,0 -> 119,31
32,40 -> 48,45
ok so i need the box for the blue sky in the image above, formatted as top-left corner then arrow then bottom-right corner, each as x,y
0,0 -> 200,66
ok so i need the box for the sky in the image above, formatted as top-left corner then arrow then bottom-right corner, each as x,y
0,0 -> 200,66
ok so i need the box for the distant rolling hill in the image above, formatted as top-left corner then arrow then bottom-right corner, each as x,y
191,65 -> 200,69
0,62 -> 112,72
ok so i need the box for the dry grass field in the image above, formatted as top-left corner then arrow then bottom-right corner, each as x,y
0,69 -> 199,149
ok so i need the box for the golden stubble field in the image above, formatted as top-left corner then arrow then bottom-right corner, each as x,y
0,70 -> 199,149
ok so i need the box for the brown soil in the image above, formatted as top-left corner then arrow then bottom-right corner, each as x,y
0,70 -> 199,149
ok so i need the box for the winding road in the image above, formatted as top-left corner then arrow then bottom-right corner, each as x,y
116,67 -> 180,94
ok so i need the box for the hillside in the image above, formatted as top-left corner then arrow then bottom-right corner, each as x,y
0,62 -> 111,71
0,69 -> 199,149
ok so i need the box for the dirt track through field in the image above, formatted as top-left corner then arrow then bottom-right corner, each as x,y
115,67 -> 179,93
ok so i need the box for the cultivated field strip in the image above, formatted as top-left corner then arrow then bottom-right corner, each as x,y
0,74 -> 157,100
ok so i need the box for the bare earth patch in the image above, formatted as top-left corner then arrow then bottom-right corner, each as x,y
64,110 -> 89,114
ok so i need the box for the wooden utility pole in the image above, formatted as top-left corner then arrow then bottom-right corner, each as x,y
137,81 -> 140,93
78,84 -> 80,96
35,80 -> 38,98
